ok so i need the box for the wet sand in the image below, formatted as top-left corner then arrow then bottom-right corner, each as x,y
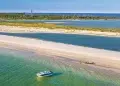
0,41 -> 120,85
0,35 -> 120,72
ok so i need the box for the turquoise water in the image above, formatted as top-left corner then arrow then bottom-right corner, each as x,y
0,48 -> 120,86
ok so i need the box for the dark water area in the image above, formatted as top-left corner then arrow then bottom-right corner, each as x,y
50,20 -> 120,28
0,32 -> 120,52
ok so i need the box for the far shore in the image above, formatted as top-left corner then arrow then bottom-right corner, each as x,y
0,25 -> 120,37
0,35 -> 120,73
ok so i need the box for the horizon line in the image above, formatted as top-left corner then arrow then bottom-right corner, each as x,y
0,12 -> 120,14
0,10 -> 120,13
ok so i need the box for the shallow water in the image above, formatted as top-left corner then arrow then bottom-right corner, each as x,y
0,47 -> 120,86
0,32 -> 120,51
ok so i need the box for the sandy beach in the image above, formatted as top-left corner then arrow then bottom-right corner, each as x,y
0,34 -> 120,72
0,25 -> 120,73
1,1 -> 120,86
0,25 -> 120,37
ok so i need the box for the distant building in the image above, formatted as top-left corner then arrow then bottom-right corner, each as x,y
31,9 -> 33,16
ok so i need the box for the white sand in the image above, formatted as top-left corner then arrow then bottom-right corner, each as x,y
0,35 -> 120,70
0,25 -> 120,37
0,25 -> 120,71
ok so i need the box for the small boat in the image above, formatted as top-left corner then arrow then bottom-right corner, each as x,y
36,71 -> 53,77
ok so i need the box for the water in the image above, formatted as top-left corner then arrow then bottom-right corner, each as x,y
8,20 -> 120,28
0,47 -> 120,86
0,32 -> 120,51
56,20 -> 120,28
12,13 -> 120,28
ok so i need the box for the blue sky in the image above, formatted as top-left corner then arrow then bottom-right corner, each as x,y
0,0 -> 120,13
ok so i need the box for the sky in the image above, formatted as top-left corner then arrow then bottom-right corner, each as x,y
0,0 -> 120,13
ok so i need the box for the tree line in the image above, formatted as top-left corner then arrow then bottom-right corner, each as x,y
0,13 -> 118,20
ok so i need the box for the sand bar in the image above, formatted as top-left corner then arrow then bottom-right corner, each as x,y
0,25 -> 120,37
0,34 -> 120,71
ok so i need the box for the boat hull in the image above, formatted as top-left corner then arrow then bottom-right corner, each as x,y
36,73 -> 53,77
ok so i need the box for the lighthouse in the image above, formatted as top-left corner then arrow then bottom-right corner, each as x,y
31,9 -> 33,16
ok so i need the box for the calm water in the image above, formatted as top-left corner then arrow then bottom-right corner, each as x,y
0,32 -> 120,51
0,48 -> 120,86
7,13 -> 120,28
56,20 -> 120,28
8,20 -> 120,28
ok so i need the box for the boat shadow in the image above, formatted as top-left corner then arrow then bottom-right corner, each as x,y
52,72 -> 62,77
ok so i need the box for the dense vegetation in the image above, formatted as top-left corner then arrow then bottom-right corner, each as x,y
0,13 -> 119,20
0,22 -> 120,33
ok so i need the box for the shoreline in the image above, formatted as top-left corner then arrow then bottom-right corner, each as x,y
0,25 -> 120,37
0,35 -> 120,72
1,45 -> 120,85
